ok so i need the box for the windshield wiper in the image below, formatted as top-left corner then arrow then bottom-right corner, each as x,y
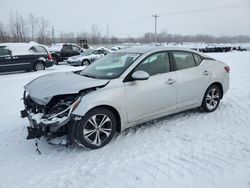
82,74 -> 96,79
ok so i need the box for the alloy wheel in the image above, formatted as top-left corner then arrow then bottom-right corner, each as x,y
35,63 -> 45,71
206,88 -> 220,110
83,114 -> 112,146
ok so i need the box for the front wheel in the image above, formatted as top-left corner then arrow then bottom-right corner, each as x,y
75,108 -> 117,149
81,59 -> 90,66
201,85 -> 222,112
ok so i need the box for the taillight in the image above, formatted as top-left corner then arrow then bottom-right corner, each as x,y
48,54 -> 52,61
224,66 -> 230,73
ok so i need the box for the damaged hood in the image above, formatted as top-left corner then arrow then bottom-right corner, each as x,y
24,71 -> 109,105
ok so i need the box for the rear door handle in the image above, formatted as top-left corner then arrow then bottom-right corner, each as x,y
202,70 -> 209,76
165,79 -> 176,85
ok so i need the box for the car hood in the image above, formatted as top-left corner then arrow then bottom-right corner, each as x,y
24,71 -> 109,105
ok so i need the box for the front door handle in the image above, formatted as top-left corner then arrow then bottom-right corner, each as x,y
165,79 -> 176,85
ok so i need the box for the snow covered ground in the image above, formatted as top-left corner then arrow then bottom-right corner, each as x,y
0,52 -> 250,188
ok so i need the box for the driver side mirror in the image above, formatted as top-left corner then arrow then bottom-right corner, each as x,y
131,71 -> 149,81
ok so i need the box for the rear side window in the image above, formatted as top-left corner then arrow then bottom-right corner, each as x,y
29,46 -> 47,54
173,51 -> 196,70
93,50 -> 100,54
193,53 -> 203,65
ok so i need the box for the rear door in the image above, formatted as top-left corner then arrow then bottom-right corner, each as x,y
171,51 -> 211,109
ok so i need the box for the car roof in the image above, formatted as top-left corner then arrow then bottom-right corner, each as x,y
118,46 -> 210,58
0,42 -> 48,55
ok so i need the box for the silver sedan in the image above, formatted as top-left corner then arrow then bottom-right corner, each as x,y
22,46 -> 230,149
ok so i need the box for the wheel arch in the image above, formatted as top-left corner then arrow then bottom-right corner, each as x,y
85,105 -> 122,133
209,82 -> 223,99
81,59 -> 90,65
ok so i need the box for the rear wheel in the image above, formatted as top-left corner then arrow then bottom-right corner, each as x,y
34,61 -> 45,71
201,85 -> 222,112
75,108 -> 117,149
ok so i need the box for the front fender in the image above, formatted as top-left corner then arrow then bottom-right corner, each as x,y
72,85 -> 127,131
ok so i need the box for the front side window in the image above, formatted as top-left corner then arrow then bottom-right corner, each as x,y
135,52 -> 170,76
0,46 -> 11,56
62,45 -> 73,51
173,51 -> 196,70
80,52 -> 140,79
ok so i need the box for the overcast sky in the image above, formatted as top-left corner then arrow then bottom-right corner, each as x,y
0,0 -> 250,38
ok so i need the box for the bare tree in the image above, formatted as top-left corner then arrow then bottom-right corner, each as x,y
9,12 -> 28,42
37,17 -> 49,43
28,13 -> 38,41
0,21 -> 9,42
90,24 -> 101,44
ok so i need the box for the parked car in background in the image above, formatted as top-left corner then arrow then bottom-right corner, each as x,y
21,46 -> 230,149
235,46 -> 247,51
67,47 -> 110,66
200,45 -> 232,53
49,43 -> 85,64
0,42 -> 54,73
110,45 -> 127,51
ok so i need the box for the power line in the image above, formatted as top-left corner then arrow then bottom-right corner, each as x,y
159,2 -> 250,16
108,2 -> 250,30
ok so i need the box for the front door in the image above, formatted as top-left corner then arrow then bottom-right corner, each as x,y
125,51 -> 177,123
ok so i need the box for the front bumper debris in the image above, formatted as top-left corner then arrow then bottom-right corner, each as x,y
21,109 -> 82,144
27,127 -> 43,140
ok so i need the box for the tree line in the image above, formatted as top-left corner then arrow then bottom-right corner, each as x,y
1,12 -> 250,45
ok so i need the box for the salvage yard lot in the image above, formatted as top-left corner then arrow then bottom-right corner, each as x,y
0,52 -> 250,188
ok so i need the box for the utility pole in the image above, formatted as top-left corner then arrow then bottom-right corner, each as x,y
152,14 -> 159,45
106,23 -> 110,38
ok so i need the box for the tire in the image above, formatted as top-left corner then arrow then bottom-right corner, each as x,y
201,85 -> 222,112
81,59 -> 90,66
34,61 -> 45,71
75,108 -> 117,149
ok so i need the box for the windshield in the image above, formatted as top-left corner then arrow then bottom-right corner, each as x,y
80,52 -> 141,79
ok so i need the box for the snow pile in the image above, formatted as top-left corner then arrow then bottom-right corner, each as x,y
0,52 -> 250,188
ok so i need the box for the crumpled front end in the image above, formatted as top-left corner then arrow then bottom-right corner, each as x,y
21,91 -> 82,143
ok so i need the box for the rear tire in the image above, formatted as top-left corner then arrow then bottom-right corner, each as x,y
201,85 -> 222,112
75,108 -> 117,149
34,61 -> 45,71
